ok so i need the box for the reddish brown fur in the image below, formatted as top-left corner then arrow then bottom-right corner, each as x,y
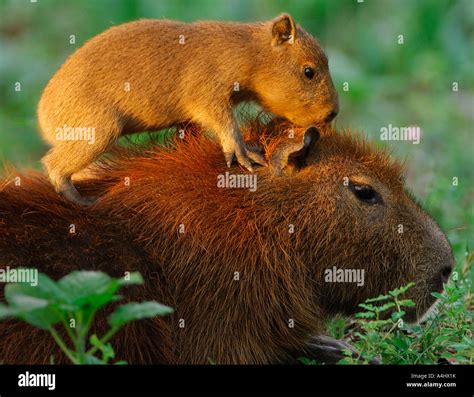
0,119 -> 452,364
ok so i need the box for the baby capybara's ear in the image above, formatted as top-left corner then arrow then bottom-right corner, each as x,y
271,13 -> 297,46
269,126 -> 320,176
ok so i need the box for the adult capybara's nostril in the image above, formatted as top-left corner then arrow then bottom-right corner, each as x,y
440,265 -> 453,284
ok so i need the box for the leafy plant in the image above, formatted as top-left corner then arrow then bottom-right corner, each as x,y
0,270 -> 173,364
337,282 -> 418,364
297,357 -> 319,365
301,247 -> 473,365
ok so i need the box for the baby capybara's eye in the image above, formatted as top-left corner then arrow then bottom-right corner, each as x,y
349,183 -> 381,205
304,66 -> 315,79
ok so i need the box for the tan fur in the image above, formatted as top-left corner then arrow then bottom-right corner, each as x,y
0,118 -> 452,364
38,14 -> 339,204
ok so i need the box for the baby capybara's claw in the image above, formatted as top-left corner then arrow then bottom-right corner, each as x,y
223,141 -> 265,172
59,183 -> 97,206
246,148 -> 267,167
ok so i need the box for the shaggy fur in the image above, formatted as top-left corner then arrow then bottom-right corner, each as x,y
0,119 -> 452,364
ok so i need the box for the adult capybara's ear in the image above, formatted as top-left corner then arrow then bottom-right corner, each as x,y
269,126 -> 320,176
271,13 -> 297,46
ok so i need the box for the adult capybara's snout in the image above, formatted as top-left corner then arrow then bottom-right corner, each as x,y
287,125 -> 454,323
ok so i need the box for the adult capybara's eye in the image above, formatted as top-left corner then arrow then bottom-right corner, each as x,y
304,66 -> 315,79
349,183 -> 381,205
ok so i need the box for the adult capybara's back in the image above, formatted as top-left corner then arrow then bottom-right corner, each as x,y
0,119 -> 452,364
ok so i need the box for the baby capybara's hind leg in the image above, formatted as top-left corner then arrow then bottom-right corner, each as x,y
42,133 -> 118,205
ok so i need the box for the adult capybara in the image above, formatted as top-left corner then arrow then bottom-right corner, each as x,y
38,14 -> 339,205
0,118 -> 452,364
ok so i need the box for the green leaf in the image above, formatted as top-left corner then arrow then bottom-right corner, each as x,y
4,286 -> 62,330
89,334 -> 100,346
0,303 -> 15,319
431,292 -> 448,301
5,293 -> 48,311
397,299 -> 416,307
5,282 -> 44,303
358,303 -> 376,311
117,272 -> 144,286
391,311 -> 406,321
89,334 -> 115,362
297,357 -> 311,365
391,336 -> 409,350
58,271 -> 120,310
108,301 -> 174,328
336,357 -> 353,365
365,294 -> 391,303
377,302 -> 396,312
440,351 -> 455,359
341,348 -> 353,357
59,271 -> 115,299
35,273 -> 70,302
389,282 -> 415,297
84,355 -> 106,365
449,343 -> 470,351
433,335 -> 451,344
5,272 -> 67,303
297,357 -> 319,365
355,311 -> 376,319
368,319 -> 392,329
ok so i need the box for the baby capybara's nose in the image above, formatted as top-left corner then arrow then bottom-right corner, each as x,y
324,109 -> 338,123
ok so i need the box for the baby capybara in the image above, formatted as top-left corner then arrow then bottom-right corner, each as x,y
37,14 -> 339,205
0,119 -> 452,364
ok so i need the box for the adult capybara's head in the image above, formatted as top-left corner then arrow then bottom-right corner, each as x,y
254,120 -> 454,323
252,13 -> 339,127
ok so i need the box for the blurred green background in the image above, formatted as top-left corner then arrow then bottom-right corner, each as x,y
0,0 -> 473,255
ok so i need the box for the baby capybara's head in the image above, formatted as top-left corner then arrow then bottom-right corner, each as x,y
252,14 -> 339,127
